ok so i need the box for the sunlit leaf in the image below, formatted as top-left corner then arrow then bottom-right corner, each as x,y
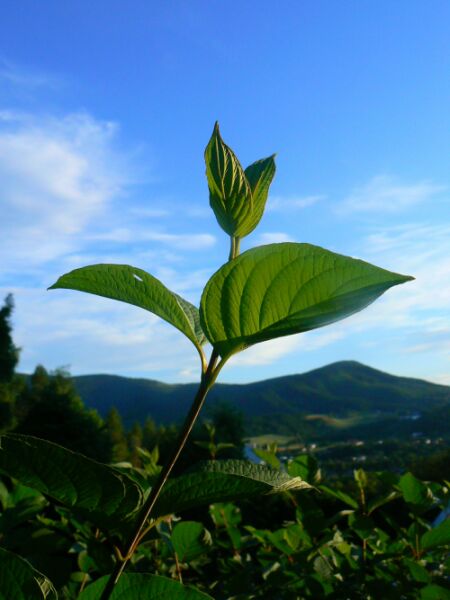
49,264 -> 206,353
154,460 -> 310,517
201,243 -> 413,358
243,154 -> 276,234
205,122 -> 252,237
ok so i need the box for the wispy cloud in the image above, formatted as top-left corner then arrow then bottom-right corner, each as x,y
227,328 -> 345,369
228,336 -> 302,367
89,228 -> 216,250
255,232 -> 295,244
268,194 -> 324,212
0,111 -> 132,274
0,59 -> 60,89
7,287 -> 201,379
338,175 -> 446,214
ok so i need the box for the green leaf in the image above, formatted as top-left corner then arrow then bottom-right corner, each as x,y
171,521 -> 211,562
205,122 -> 252,238
403,558 -> 431,583
420,584 -> 450,600
49,264 -> 206,354
421,518 -> 450,550
313,555 -> 333,581
200,243 -> 413,358
153,460 -> 310,517
0,547 -> 57,600
398,472 -> 432,514
79,574 -> 213,600
367,490 -> 401,515
253,447 -> 281,469
288,454 -> 320,483
243,155 -> 276,235
0,434 -> 143,525
319,485 -> 358,509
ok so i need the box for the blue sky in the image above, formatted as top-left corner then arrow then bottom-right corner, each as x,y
0,1 -> 449,384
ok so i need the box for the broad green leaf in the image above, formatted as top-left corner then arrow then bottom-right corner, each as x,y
313,555 -> 333,581
421,518 -> 450,550
49,264 -> 206,353
0,434 -> 143,524
420,584 -> 450,600
243,155 -> 276,234
288,454 -> 320,483
398,472 -> 432,514
253,447 -> 281,469
0,547 -> 57,600
319,485 -> 358,509
171,521 -> 211,562
205,122 -> 252,237
403,558 -> 431,584
200,243 -> 413,358
79,574 -> 212,600
153,460 -> 310,517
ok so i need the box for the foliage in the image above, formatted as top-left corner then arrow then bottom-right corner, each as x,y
0,295 -> 22,432
0,294 -> 19,384
15,366 -> 112,462
0,124 -> 414,598
0,450 -> 449,599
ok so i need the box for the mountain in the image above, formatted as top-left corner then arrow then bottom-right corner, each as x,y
73,361 -> 450,438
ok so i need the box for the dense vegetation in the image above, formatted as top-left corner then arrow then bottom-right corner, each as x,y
0,440 -> 449,599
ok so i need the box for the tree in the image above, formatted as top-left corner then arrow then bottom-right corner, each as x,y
210,401 -> 245,458
128,421 -> 143,467
0,295 -> 21,431
16,366 -> 112,462
105,407 -> 129,462
0,294 -> 19,384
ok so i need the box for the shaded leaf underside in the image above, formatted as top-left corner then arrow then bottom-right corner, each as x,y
0,434 -> 142,525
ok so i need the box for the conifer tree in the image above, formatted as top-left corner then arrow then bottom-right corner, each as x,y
128,421 -> 143,467
0,294 -> 21,431
0,294 -> 19,384
105,407 -> 129,462
17,366 -> 112,461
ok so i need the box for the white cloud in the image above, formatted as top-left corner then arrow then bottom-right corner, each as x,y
268,194 -> 323,212
256,232 -> 295,244
0,59 -> 60,89
0,111 -> 131,274
7,286 -> 203,379
228,336 -> 302,367
227,328 -> 344,369
339,175 -> 446,214
89,228 -> 216,250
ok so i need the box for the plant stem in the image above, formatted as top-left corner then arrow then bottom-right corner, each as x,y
228,236 -> 241,261
98,350 -> 222,600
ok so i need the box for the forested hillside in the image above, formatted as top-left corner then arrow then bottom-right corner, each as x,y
73,361 -> 450,439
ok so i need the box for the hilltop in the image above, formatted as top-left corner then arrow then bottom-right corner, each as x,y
73,361 -> 450,439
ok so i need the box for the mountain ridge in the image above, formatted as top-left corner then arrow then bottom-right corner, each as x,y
71,361 -> 450,437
